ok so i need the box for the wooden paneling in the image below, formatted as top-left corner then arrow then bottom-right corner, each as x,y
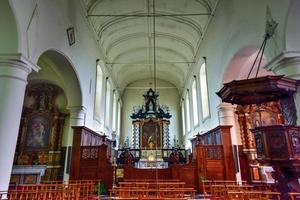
205,160 -> 224,180
122,164 -> 197,189
195,126 -> 236,191
171,164 -> 196,188
70,126 -> 113,188
123,165 -> 172,180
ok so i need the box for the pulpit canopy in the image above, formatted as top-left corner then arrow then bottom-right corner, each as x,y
216,75 -> 299,105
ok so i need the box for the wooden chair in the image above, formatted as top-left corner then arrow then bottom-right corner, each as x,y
200,180 -> 212,196
261,191 -> 281,200
289,192 -> 300,200
226,191 -> 244,200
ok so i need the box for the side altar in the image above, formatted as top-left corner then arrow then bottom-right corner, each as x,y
117,89 -> 186,168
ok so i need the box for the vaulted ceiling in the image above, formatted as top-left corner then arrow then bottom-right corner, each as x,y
81,0 -> 218,94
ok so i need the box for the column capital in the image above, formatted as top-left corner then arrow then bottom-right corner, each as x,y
0,53 -> 40,82
0,53 -> 40,72
217,102 -> 237,111
67,106 -> 86,126
67,105 -> 87,114
265,51 -> 300,78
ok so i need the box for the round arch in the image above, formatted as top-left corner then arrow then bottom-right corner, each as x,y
222,46 -> 273,84
30,49 -> 82,108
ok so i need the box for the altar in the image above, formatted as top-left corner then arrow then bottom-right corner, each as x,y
117,89 -> 186,168
135,150 -> 168,168
10,165 -> 47,185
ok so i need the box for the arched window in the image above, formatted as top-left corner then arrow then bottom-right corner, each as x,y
185,91 -> 191,132
199,62 -> 210,119
192,78 -> 199,125
94,62 -> 103,121
105,79 -> 111,127
112,91 -> 117,131
117,101 -> 121,135
181,102 -> 186,135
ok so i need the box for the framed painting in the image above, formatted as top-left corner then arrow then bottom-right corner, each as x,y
140,121 -> 162,149
25,113 -> 51,151
67,27 -> 75,46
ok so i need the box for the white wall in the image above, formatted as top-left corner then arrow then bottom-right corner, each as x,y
182,0 -> 291,147
8,0 -> 120,138
120,79 -> 182,147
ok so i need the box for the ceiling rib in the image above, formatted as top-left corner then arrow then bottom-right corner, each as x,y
105,32 -> 195,57
106,61 -> 195,65
110,46 -> 191,64
87,13 -> 211,17
81,0 -> 219,94
96,13 -> 203,40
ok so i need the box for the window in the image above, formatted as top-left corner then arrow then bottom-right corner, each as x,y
112,91 -> 117,131
94,63 -> 103,121
192,78 -> 199,125
105,79 -> 111,127
181,103 -> 186,135
185,91 -> 191,132
200,62 -> 210,119
117,101 -> 121,135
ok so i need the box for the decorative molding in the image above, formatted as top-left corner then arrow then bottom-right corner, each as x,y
0,53 -> 40,72
264,51 -> 300,72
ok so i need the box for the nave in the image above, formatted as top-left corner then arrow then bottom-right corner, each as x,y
2,0 -> 300,199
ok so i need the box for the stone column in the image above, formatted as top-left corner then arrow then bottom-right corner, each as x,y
63,106 -> 86,181
217,102 -> 242,182
0,54 -> 39,192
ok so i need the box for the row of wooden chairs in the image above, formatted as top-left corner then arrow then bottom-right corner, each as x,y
209,184 -> 280,200
0,179 -> 100,200
200,180 -> 248,195
118,181 -> 186,189
224,191 -> 281,200
109,188 -> 196,199
106,197 -> 188,200
289,192 -> 300,200
110,180 -> 196,200
123,179 -> 180,182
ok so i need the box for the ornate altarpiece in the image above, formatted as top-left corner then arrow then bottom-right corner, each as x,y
131,88 -> 171,149
129,89 -> 172,168
12,83 -> 67,184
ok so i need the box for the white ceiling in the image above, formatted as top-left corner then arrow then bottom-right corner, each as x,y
82,0 -> 218,94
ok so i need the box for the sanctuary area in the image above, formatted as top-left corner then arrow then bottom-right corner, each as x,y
1,0 -> 300,199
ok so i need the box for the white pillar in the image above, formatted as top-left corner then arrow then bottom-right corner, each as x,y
0,54 -> 39,192
218,102 -> 242,182
68,106 -> 86,127
63,106 -> 86,181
